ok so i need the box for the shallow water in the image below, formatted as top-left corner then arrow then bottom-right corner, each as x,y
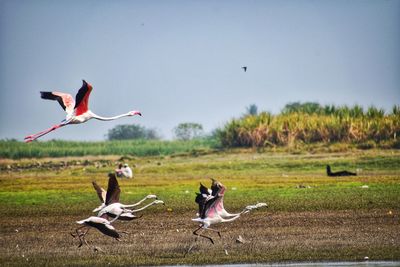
167,262 -> 400,267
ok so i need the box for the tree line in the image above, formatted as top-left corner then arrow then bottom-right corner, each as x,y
106,102 -> 400,148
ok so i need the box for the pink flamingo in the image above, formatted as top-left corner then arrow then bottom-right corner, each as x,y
24,80 -> 142,142
185,179 -> 267,255
93,173 -> 163,221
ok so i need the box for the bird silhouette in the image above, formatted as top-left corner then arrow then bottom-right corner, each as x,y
326,165 -> 357,177
242,66 -> 247,72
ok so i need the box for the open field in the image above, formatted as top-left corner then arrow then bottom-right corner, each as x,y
0,149 -> 399,266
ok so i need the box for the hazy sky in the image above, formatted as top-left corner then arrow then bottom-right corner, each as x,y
1,0 -> 399,141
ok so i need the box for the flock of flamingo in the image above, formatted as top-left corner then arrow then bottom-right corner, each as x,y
25,80 -> 267,253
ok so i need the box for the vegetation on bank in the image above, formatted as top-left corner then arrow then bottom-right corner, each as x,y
217,103 -> 400,148
0,138 -> 219,159
1,103 -> 399,159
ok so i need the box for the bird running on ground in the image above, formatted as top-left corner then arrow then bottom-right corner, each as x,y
185,179 -> 267,255
93,173 -> 164,221
71,215 -> 122,248
24,80 -> 142,142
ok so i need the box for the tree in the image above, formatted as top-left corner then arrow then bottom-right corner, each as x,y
173,122 -> 204,141
246,104 -> 258,116
282,102 -> 322,114
107,124 -> 160,140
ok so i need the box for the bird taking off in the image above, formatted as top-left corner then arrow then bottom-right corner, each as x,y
72,173 -> 163,248
242,66 -> 247,72
24,80 -> 142,142
185,179 -> 267,256
93,173 -> 163,221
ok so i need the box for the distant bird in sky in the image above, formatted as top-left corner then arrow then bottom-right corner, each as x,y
185,179 -> 267,255
24,80 -> 142,142
94,173 -> 163,221
326,165 -> 357,177
242,66 -> 247,72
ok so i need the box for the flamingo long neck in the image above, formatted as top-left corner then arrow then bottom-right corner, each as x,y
123,200 -> 159,213
220,209 -> 241,218
121,196 -> 151,208
91,112 -> 131,121
220,214 -> 241,223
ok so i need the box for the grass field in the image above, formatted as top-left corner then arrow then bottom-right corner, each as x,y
0,149 -> 399,266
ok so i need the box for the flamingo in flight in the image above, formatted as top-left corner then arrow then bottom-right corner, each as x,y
185,179 -> 267,255
24,80 -> 142,142
94,173 -> 164,221
71,173 -> 163,247
71,214 -> 123,248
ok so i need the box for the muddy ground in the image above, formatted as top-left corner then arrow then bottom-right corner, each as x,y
1,209 -> 399,266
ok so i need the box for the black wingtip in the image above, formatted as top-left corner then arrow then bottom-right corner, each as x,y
40,91 -> 52,99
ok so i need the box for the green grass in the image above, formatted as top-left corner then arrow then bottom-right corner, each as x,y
1,149 -> 399,213
0,149 -> 399,265
0,138 -> 220,159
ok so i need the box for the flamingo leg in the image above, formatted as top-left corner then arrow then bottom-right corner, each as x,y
81,229 -> 90,247
193,226 -> 214,244
184,225 -> 202,257
205,227 -> 222,238
185,225 -> 216,257
72,226 -> 87,247
24,123 -> 65,142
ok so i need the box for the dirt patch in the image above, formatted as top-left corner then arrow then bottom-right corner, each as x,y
0,209 -> 399,266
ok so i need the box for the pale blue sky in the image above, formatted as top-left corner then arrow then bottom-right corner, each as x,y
1,0 -> 399,140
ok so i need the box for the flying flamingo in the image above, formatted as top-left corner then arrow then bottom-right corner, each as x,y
185,179 -> 267,256
92,174 -> 158,213
71,214 -> 122,248
94,173 -> 164,221
199,178 -> 260,219
24,80 -> 142,142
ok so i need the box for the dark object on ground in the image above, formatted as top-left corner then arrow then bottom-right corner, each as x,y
327,165 -> 357,176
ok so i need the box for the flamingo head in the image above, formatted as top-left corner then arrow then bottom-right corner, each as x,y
128,111 -> 142,117
154,200 -> 165,205
146,194 -> 158,199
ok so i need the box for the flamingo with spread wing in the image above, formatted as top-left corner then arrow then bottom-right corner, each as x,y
24,80 -> 141,142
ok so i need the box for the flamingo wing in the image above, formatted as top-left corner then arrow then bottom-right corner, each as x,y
99,213 -> 110,220
74,80 -> 93,116
210,179 -> 223,196
195,189 -> 220,219
92,181 -> 106,203
87,219 -> 120,238
199,183 -> 210,195
195,193 -> 206,218
105,173 -> 121,205
40,91 -> 75,114
204,196 -> 220,219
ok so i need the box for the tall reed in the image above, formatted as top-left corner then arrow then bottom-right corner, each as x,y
217,104 -> 400,148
